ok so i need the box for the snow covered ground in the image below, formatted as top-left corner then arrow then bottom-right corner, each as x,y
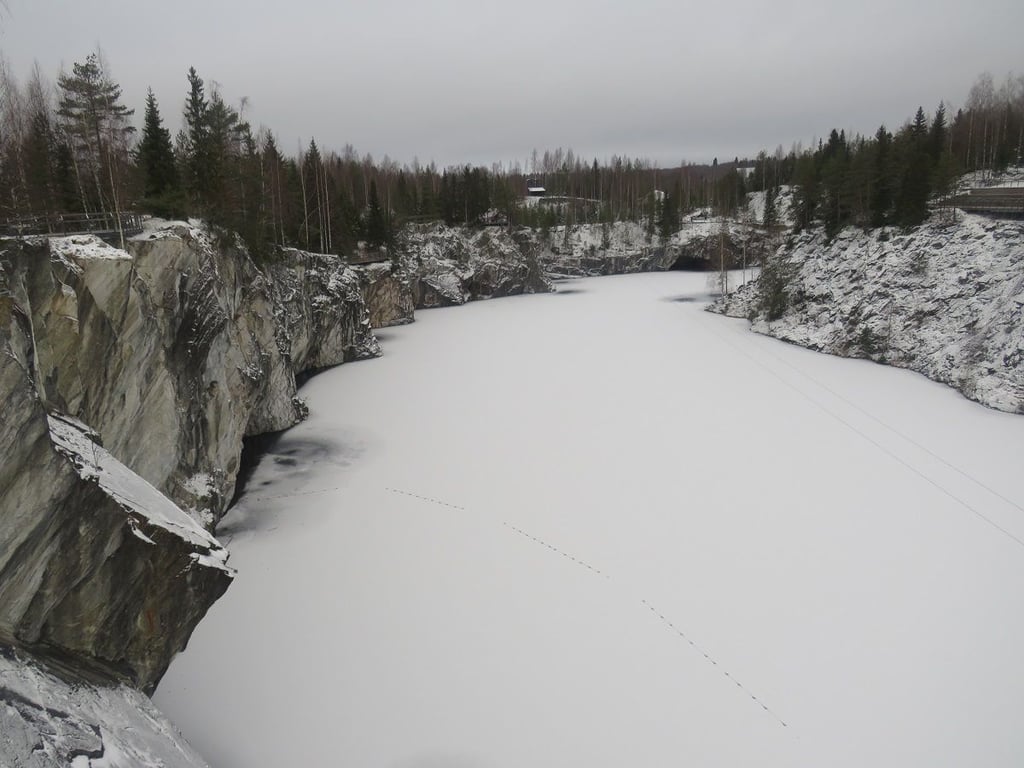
155,272 -> 1024,768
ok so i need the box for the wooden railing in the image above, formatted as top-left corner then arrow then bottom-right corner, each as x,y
0,212 -> 145,240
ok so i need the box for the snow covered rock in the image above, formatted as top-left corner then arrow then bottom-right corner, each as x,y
395,223 -> 553,307
535,220 -> 771,277
268,248 -> 381,370
0,645 -> 210,768
3,414 -> 232,692
710,214 -> 1024,413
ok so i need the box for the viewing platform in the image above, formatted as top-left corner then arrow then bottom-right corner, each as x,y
947,187 -> 1024,217
0,212 -> 145,243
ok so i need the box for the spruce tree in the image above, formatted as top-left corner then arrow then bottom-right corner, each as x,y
138,89 -> 179,201
894,108 -> 931,226
365,179 -> 388,248
793,154 -> 819,231
203,90 -> 241,220
928,103 -> 947,164
23,109 -> 55,218
53,140 -> 80,213
762,185 -> 778,228
183,67 -> 209,205
659,190 -> 679,239
821,130 -> 851,238
870,126 -> 892,227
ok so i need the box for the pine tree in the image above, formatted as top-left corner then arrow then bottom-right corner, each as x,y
137,89 -> 179,202
57,53 -> 135,238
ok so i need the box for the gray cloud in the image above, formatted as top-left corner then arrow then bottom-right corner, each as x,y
2,0 -> 1021,167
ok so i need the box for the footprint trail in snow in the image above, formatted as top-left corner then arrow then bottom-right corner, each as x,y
387,485 -> 790,730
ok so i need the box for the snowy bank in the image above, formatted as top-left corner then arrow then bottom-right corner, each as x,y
710,214 -> 1024,413
0,645 -> 210,768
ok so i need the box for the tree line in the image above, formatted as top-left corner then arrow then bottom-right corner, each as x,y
745,72 -> 1024,236
1,54 -> 1021,256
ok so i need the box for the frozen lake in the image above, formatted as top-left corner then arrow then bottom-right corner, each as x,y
156,272 -> 1024,767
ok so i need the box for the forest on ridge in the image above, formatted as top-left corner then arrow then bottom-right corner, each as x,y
0,53 -> 1022,255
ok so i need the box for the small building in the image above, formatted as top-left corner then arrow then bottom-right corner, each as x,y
526,178 -> 546,197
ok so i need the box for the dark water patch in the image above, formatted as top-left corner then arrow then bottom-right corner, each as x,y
220,434 -> 361,539
662,293 -> 716,304
555,288 -> 586,295
228,432 -> 359,509
230,429 -> 288,507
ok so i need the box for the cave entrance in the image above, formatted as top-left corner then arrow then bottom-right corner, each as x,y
669,255 -> 711,271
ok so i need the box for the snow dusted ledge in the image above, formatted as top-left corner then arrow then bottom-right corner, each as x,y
47,414 -> 230,570
710,213 -> 1024,414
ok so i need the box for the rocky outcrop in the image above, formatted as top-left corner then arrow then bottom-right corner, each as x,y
388,220 -> 769,305
395,223 -> 553,307
1,645 -> 210,768
353,262 -> 416,327
533,220 -> 771,277
5,228 -> 379,529
268,248 -> 382,372
710,214 -> 1024,413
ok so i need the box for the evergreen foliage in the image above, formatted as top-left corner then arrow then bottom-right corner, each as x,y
1,55 -> 1021,254
137,89 -> 182,215
762,185 -> 778,228
55,53 -> 135,218
659,189 -> 679,239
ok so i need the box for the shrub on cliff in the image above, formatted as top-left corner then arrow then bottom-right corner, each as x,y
757,254 -> 795,321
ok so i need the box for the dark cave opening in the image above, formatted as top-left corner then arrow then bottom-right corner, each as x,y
669,255 -> 711,271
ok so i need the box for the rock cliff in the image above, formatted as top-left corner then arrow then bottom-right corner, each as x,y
710,214 -> 1024,413
0,222 -> 382,766
354,262 -> 416,328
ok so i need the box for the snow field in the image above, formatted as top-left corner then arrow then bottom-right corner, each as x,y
156,272 -> 1024,768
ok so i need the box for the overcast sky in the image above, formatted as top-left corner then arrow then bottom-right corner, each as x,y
1,0 -> 1021,168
